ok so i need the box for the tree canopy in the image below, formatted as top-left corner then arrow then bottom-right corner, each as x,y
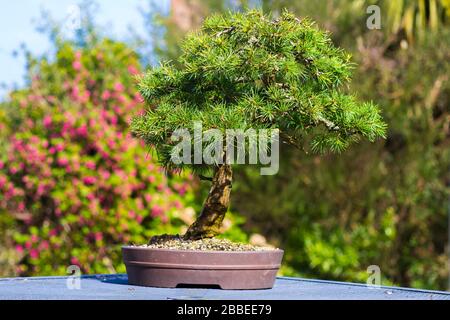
132,9 -> 386,172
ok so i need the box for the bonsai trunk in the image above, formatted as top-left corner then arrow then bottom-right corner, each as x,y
184,164 -> 232,240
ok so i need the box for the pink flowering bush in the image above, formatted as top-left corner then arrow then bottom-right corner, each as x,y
0,39 -> 207,276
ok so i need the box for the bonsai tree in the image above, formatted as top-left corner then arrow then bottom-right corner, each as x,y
131,10 -> 386,240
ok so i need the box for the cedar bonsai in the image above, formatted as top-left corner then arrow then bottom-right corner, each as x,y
131,10 -> 387,240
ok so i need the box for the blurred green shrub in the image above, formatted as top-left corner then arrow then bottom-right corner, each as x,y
0,36 -> 246,276
0,38 -> 190,275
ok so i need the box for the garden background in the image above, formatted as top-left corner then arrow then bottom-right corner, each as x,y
0,0 -> 449,291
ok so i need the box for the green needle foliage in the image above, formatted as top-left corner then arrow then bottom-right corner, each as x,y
132,9 -> 387,172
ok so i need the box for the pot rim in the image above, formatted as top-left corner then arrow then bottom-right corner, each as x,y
121,245 -> 284,254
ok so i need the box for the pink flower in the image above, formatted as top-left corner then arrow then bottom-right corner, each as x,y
25,241 -> 32,249
113,105 -> 121,114
114,82 -> 124,92
43,116 -> 52,128
101,90 -> 111,101
117,95 -> 127,104
80,90 -> 91,103
83,176 -> 97,185
57,157 -> 69,167
136,215 -> 143,223
151,205 -> 164,218
71,86 -> 80,100
30,135 -> 39,144
30,249 -> 39,259
85,160 -> 96,170
128,65 -> 139,75
134,92 -> 144,102
39,241 -> 49,250
55,143 -> 64,152
110,115 -> 118,125
37,184 -> 46,196
0,176 -> 6,189
76,125 -> 88,137
72,60 -> 82,71
101,171 -> 110,180
178,185 -> 187,196
31,234 -> 38,243
15,245 -> 24,254
136,198 -> 144,210
107,138 -> 116,149
70,257 -> 79,265
49,229 -> 57,237
173,200 -> 182,209
95,232 -> 103,242
128,210 -> 136,218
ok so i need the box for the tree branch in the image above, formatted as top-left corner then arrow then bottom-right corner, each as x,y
216,26 -> 235,38
198,174 -> 213,182
280,131 -> 308,154
317,115 -> 340,131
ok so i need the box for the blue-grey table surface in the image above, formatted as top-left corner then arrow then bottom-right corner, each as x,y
0,274 -> 449,300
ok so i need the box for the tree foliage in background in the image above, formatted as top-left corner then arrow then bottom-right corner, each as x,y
0,22 -> 246,276
383,0 -> 450,42
140,0 -> 245,67
0,38 -> 196,275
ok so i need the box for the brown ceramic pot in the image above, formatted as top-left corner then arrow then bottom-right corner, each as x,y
122,246 -> 284,290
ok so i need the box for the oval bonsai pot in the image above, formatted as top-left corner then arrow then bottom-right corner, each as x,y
122,246 -> 284,290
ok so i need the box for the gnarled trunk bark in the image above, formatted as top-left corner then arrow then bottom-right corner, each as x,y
183,164 -> 232,240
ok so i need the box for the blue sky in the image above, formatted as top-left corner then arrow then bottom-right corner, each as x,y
0,0 -> 168,99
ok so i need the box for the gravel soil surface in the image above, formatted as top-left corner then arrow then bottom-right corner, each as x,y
134,235 -> 277,251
